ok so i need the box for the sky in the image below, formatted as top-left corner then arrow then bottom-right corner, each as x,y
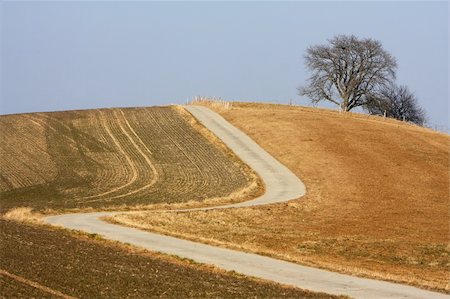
1,1 -> 448,131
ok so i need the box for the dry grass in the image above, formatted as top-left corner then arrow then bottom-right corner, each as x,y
113,102 -> 450,293
0,106 -> 261,212
2,207 -> 43,224
189,96 -> 232,112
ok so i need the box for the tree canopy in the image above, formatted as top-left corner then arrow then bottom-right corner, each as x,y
366,84 -> 426,125
299,35 -> 397,112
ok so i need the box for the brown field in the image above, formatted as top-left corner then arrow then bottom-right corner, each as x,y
1,106 -> 286,298
0,106 -> 261,212
112,102 -> 450,292
0,220 -> 340,299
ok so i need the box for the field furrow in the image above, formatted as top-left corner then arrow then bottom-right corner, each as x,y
79,110 -> 140,201
36,113 -> 92,153
0,106 -> 256,210
0,115 -> 57,191
0,156 -> 36,189
87,111 -> 130,193
82,109 -> 158,202
145,109 -> 204,195
27,116 -> 78,151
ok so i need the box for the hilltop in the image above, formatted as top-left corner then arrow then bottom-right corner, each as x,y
3,105 -> 337,299
114,102 -> 450,292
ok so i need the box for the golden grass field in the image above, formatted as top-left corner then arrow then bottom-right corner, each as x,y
112,102 -> 450,293
0,106 -> 261,212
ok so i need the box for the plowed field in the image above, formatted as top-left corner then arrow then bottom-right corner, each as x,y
0,105 -> 290,298
0,106 -> 260,211
0,219 -> 338,299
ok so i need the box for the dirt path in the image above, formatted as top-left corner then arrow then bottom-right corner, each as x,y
45,106 -> 448,299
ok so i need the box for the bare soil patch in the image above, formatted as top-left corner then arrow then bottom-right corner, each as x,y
113,102 -> 450,292
0,220 -> 339,298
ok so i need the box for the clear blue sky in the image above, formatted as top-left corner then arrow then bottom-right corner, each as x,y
1,1 -> 448,130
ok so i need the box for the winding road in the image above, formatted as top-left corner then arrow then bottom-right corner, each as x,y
46,106 -> 448,299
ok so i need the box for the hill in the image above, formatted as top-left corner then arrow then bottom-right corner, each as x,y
113,102 -> 450,292
0,106 -> 260,212
3,105 -> 337,299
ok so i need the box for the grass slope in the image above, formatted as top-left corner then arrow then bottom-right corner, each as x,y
113,102 -> 450,292
0,106 -> 260,212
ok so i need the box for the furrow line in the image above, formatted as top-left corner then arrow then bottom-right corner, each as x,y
90,110 -> 129,193
0,269 -> 77,299
81,109 -> 158,202
78,110 -> 139,201
145,109 -> 199,195
158,108 -> 208,193
92,109 -> 158,201
27,116 -> 78,150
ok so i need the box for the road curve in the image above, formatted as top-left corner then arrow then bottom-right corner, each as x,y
184,105 -> 305,209
46,106 -> 448,299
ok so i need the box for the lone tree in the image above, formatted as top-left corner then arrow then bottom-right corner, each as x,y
366,84 -> 426,125
299,35 -> 397,111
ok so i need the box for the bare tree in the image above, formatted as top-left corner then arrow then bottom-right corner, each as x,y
299,35 -> 397,111
366,84 -> 426,125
